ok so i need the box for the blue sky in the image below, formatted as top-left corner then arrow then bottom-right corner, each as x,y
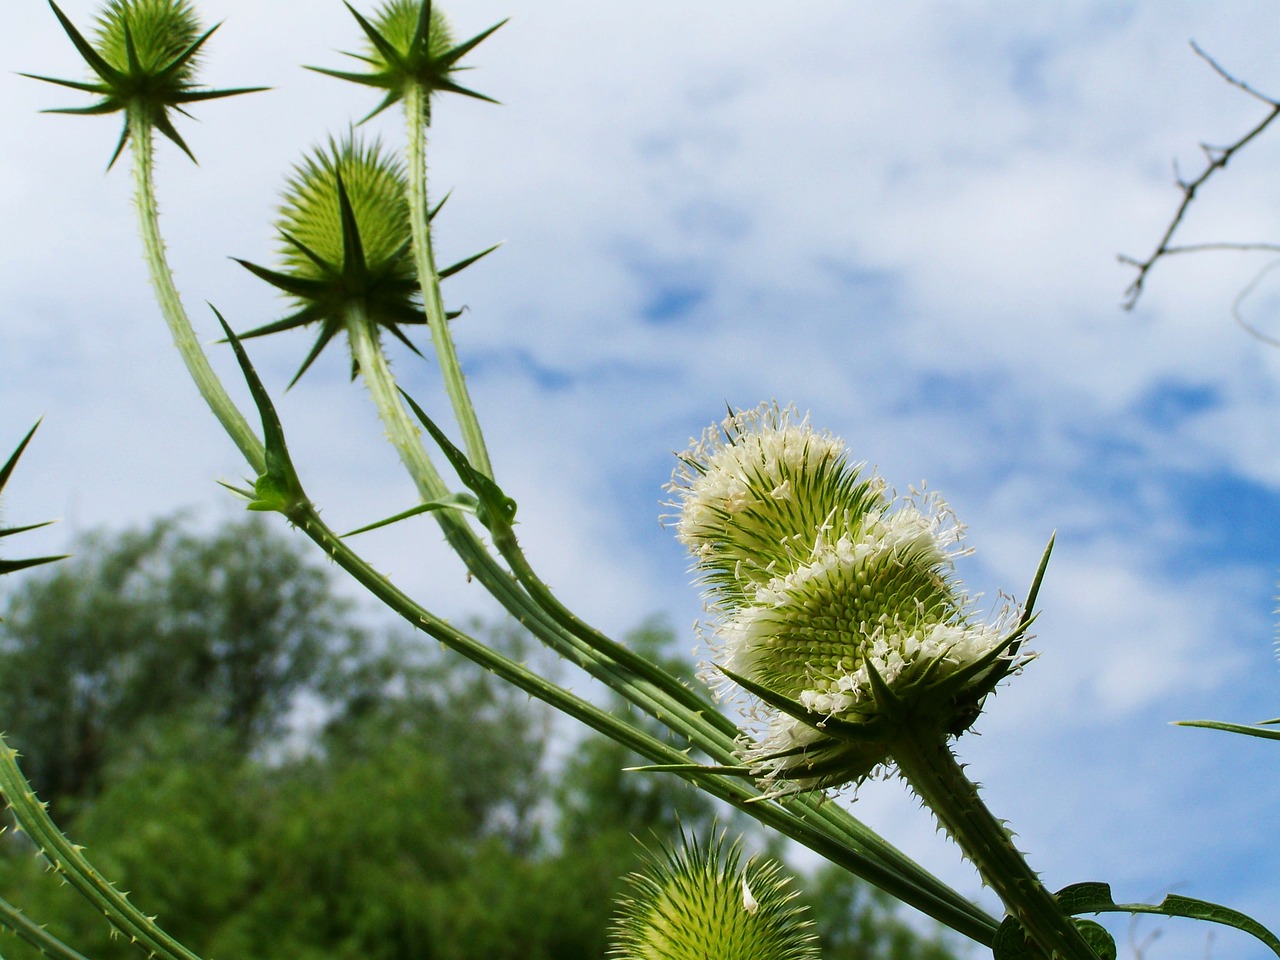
4,2 -> 1280,956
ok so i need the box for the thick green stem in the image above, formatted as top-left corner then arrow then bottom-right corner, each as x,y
0,740 -> 204,960
130,112 -> 264,474
404,85 -> 492,477
891,730 -> 1098,960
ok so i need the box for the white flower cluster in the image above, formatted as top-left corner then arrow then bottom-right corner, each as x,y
669,403 -> 1018,793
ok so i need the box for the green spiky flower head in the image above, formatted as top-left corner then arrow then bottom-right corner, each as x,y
669,404 -> 1026,794
235,135 -> 425,385
367,0 -> 455,67
310,1 -> 505,122
93,0 -> 201,77
24,0 -> 264,166
609,832 -> 818,960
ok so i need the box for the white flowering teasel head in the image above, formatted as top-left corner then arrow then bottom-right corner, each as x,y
668,403 -> 1039,795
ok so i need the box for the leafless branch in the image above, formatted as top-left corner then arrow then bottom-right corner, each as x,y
1120,41 -> 1280,309
1231,259 -> 1280,346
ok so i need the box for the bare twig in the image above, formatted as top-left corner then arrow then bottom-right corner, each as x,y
1231,259 -> 1280,346
1120,41 -> 1280,309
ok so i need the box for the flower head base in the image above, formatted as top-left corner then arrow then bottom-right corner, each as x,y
669,404 -> 1029,794
609,831 -> 818,960
23,0 -> 265,167
235,135 -> 424,386
311,1 -> 506,123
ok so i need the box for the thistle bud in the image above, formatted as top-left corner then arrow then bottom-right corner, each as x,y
669,404 -> 1024,794
25,0 -> 264,165
608,832 -> 818,960
234,135 -> 425,385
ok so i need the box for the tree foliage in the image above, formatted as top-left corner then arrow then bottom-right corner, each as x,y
0,517 -> 961,960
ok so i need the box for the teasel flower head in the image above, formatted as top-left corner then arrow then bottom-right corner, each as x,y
234,134 -> 425,386
23,0 -> 265,167
310,0 -> 506,123
608,830 -> 819,960
668,403 -> 1029,795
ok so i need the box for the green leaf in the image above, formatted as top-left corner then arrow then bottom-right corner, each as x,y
211,307 -> 307,515
1056,882 -> 1280,957
1175,719 -> 1280,741
438,242 -> 501,280
342,492 -> 480,537
993,916 -> 1116,960
398,389 -> 516,531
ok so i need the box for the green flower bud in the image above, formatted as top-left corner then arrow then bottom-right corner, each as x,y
92,0 -> 201,79
669,403 -> 1025,794
609,832 -> 818,960
366,0 -> 455,68
24,0 -> 264,165
235,135 -> 425,385
310,1 -> 505,122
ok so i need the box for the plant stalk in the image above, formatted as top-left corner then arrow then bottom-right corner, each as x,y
130,111 -> 264,474
890,728 -> 1099,960
404,84 -> 492,478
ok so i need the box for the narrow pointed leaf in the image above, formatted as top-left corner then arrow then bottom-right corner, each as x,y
0,422 -> 40,492
335,174 -> 368,278
210,306 -> 305,513
152,113 -> 196,163
234,257 -> 333,300
625,763 -> 755,778
303,65 -> 394,89
1175,719 -> 1280,741
438,242 -> 501,280
17,72 -> 111,94
428,190 -> 451,221
342,1 -> 403,68
288,324 -> 346,389
398,389 -> 516,528
154,22 -> 220,82
343,493 -> 480,537
0,556 -> 68,575
440,20 -> 509,68
176,86 -> 270,103
0,521 -> 56,539
47,1 -> 123,86
717,666 -> 890,743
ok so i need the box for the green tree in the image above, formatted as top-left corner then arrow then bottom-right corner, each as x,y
0,522 -> 964,960
0,514 -> 361,811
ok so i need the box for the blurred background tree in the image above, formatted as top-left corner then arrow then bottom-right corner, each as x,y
0,515 -> 963,960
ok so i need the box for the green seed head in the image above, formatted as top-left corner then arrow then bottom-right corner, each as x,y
26,0 -> 265,165
609,832 -> 819,960
276,135 -> 414,293
93,0 -> 202,80
310,1 -> 504,122
367,0 -> 455,70
234,134 -> 425,385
